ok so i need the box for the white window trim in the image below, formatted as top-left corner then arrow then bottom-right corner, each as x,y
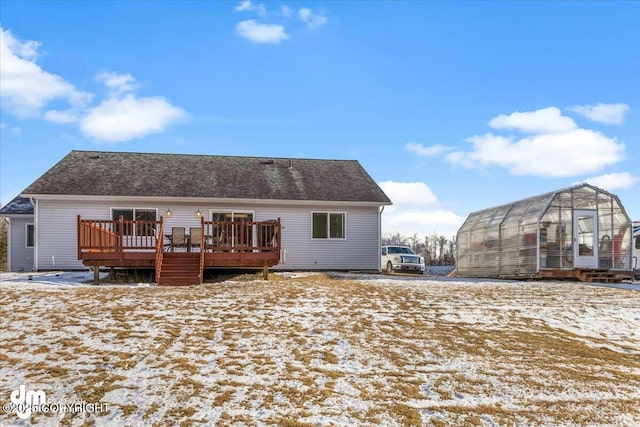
110,207 -> 159,218
208,210 -> 256,222
311,211 -> 347,240
25,223 -> 35,248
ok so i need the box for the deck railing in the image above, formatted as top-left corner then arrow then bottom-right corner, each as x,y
78,216 -> 281,266
155,216 -> 165,281
78,215 -> 160,258
203,218 -> 280,254
78,216 -> 120,258
198,217 -> 205,283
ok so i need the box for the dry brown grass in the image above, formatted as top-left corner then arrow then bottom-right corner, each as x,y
1,273 -> 639,425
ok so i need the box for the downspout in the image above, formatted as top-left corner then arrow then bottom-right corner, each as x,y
31,197 -> 38,271
379,205 -> 385,272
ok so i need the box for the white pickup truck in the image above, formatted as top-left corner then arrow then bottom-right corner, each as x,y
381,245 -> 425,274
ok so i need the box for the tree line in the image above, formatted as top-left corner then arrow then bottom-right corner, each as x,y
382,232 -> 456,266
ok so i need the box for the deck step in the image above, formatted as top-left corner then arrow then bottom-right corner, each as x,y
575,269 -> 624,284
157,253 -> 202,286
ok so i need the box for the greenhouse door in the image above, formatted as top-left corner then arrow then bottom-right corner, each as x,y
573,210 -> 598,268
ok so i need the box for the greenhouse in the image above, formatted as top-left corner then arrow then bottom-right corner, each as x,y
456,184 -> 634,282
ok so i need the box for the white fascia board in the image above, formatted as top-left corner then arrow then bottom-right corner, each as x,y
23,194 -> 392,207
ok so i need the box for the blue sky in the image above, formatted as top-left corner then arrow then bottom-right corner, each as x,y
1,1 -> 638,237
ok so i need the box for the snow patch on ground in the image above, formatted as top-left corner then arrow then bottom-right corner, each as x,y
1,271 -> 639,426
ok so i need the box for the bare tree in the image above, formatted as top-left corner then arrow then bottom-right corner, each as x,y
409,233 -> 419,253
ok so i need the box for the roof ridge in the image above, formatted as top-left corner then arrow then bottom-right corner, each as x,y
69,149 -> 359,163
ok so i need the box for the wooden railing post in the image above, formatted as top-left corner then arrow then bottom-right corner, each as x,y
118,215 -> 124,260
277,217 -> 281,261
199,216 -> 205,284
155,216 -> 164,284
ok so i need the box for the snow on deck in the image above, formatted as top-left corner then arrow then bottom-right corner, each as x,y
1,272 -> 639,426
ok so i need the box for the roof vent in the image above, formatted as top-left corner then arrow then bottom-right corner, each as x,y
89,154 -> 101,159
260,160 -> 275,165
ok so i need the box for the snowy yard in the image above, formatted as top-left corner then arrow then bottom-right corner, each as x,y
1,271 -> 639,426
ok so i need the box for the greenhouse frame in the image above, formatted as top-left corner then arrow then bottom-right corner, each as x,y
456,184 -> 634,282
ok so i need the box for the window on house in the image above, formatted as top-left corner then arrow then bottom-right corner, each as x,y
135,210 -> 157,236
26,224 -> 35,248
211,211 -> 254,247
312,212 -> 345,239
111,209 -> 157,236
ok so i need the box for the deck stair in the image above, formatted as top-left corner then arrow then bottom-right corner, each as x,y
157,252 -> 202,286
575,269 -> 624,284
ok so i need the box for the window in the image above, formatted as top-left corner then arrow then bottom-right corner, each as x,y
26,224 -> 34,248
135,210 -> 157,236
636,235 -> 640,250
111,208 -> 157,236
211,211 -> 254,247
312,212 -> 345,239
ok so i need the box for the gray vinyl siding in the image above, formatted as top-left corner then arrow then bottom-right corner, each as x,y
35,199 -> 382,271
270,205 -> 381,270
8,217 -> 35,272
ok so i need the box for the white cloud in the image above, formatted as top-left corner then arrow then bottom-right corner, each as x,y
298,8 -> 328,28
448,106 -> 627,178
582,172 -> 639,191
489,107 -> 577,134
379,181 -> 464,238
234,0 -> 265,16
97,71 -> 139,96
405,142 -> 451,157
0,26 -> 92,117
379,181 -> 438,206
281,5 -> 292,17
448,129 -> 624,178
80,94 -> 187,143
236,20 -> 288,44
569,103 -> 630,125
0,26 -> 188,142
43,109 -> 79,124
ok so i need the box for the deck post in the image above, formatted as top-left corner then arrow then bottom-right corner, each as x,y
262,265 -> 269,280
118,215 -> 125,260
93,266 -> 100,285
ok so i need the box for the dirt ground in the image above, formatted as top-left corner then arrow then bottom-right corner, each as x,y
1,272 -> 639,426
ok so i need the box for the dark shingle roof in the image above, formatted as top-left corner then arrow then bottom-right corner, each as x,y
22,151 -> 391,204
0,196 -> 34,215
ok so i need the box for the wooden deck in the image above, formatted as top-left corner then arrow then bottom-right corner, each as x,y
78,216 -> 281,285
538,268 -> 633,283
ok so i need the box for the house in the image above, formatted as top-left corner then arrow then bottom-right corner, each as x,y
456,183 -> 634,283
0,196 -> 35,272
1,150 -> 391,284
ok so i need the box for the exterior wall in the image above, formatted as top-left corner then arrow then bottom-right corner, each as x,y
35,198 -> 382,271
7,216 -> 35,272
259,204 -> 381,270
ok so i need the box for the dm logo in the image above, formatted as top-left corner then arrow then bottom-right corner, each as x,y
10,384 -> 46,419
